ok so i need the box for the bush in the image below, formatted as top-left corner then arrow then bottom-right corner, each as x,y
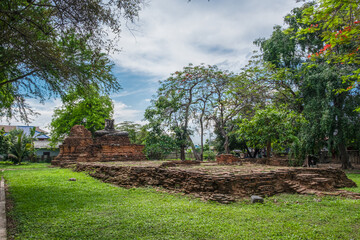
203,151 -> 216,161
288,157 -> 304,167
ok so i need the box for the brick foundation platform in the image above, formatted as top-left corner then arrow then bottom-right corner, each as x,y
216,154 -> 289,167
74,161 -> 359,203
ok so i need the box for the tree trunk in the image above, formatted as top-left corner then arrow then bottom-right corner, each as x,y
253,148 -> 260,158
302,158 -> 309,167
180,145 -> 186,161
245,146 -> 253,158
266,140 -> 271,158
224,135 -> 230,154
187,135 -> 201,161
200,118 -> 204,161
338,143 -> 352,169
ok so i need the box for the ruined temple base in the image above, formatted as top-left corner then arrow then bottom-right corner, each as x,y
71,161 -> 360,203
51,160 -> 77,168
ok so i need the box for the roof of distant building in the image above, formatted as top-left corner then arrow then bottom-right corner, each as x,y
0,125 -> 49,139
34,140 -> 59,149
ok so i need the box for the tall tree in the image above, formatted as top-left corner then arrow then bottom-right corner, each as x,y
116,121 -> 142,144
254,1 -> 360,168
211,66 -> 268,154
293,63 -> 360,169
49,85 -> 113,143
0,0 -> 142,122
148,64 -> 225,160
237,105 -> 304,159
297,0 -> 360,95
143,107 -> 179,160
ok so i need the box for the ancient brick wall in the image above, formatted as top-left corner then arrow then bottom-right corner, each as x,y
52,124 -> 146,166
52,125 -> 93,166
93,135 -> 131,145
251,157 -> 289,166
77,144 -> 146,162
216,154 -> 242,164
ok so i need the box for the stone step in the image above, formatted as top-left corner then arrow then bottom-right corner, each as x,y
295,173 -> 321,181
311,177 -> 333,183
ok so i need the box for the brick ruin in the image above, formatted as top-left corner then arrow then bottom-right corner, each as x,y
52,121 -> 359,203
52,120 -> 146,166
216,154 -> 289,166
216,154 -> 243,165
74,161 -> 359,203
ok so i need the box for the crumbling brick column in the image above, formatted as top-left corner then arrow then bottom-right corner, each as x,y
51,125 -> 93,166
216,154 -> 242,165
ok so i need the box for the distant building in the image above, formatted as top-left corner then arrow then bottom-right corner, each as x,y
0,125 -> 59,158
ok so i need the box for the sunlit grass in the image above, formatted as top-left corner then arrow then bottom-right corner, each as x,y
0,161 -> 50,169
343,173 -> 360,193
2,165 -> 360,240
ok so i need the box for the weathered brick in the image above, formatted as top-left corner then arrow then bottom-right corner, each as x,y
52,125 -> 146,166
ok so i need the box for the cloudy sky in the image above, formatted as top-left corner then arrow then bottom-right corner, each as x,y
1,0 -> 303,132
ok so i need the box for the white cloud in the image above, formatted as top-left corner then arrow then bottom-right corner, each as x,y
112,0 -> 301,77
2,0 -> 302,131
113,101 -> 143,124
111,89 -> 150,98
0,99 -> 145,131
0,99 -> 62,132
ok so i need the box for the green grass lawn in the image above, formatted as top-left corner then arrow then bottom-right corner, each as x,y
2,165 -> 360,240
0,161 -> 51,170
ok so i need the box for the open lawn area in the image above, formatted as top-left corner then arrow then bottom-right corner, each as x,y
1,163 -> 360,240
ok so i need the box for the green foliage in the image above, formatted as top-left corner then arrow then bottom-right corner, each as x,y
148,63 -> 267,158
253,4 -> 328,114
296,0 -> 360,100
0,0 -> 142,122
237,105 -> 305,153
147,64 -> 235,159
291,63 -> 360,165
142,111 -> 178,159
0,128 -> 10,157
49,85 -> 113,143
116,121 -> 142,144
2,166 -> 360,239
250,2 -> 360,168
213,123 -> 247,154
4,128 -> 38,164
202,150 -> 216,161
8,132 -> 30,164
255,25 -> 299,69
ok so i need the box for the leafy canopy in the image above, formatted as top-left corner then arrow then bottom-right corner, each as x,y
0,0 -> 142,122
237,105 -> 305,153
296,0 -> 360,93
49,85 -> 113,143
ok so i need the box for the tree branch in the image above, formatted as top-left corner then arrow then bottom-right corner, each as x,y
0,70 -> 37,87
